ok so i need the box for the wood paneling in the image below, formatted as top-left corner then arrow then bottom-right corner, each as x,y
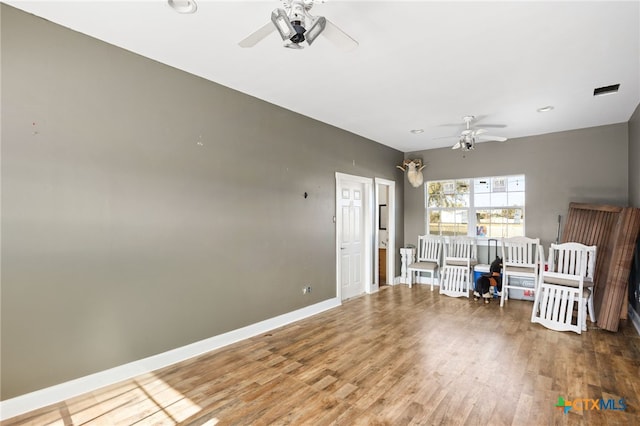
3,286 -> 640,425
561,202 -> 640,332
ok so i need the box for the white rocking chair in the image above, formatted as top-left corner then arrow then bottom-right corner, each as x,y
500,236 -> 542,307
531,242 -> 597,334
440,236 -> 477,298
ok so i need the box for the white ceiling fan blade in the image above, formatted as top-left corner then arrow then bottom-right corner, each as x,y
477,135 -> 508,142
478,124 -> 507,128
432,135 -> 458,141
321,19 -> 358,50
452,141 -> 462,150
238,21 -> 276,48
471,115 -> 507,128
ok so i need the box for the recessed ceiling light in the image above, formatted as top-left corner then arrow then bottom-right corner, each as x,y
537,105 -> 554,113
168,0 -> 197,14
594,84 -> 620,96
410,129 -> 424,134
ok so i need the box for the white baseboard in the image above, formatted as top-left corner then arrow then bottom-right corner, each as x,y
392,276 -> 440,286
629,304 -> 640,336
0,298 -> 341,421
415,277 -> 440,286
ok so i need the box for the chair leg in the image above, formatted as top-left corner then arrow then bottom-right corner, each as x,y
503,276 -> 509,302
500,276 -> 508,307
581,290 -> 595,331
408,271 -> 413,288
577,290 -> 589,333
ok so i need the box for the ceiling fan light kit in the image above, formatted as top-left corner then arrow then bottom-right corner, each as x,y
239,0 -> 357,50
304,16 -> 326,45
449,115 -> 507,151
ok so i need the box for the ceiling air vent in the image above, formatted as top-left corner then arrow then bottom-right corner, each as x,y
593,84 -> 620,96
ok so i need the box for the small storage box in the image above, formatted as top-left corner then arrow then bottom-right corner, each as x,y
507,276 -> 536,301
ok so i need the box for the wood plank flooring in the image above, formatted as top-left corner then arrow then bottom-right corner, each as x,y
3,285 -> 640,425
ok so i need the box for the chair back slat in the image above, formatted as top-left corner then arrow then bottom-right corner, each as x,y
502,236 -> 539,268
416,235 -> 442,263
549,242 -> 596,278
445,236 -> 477,261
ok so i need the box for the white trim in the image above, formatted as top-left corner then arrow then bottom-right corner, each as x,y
0,298 -> 340,421
415,276 -> 441,286
375,178 -> 396,289
335,173 -> 374,299
373,184 -> 381,293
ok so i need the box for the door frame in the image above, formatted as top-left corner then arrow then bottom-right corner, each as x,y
335,172 -> 373,301
374,178 -> 396,291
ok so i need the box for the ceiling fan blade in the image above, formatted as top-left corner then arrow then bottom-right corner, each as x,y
238,21 -> 276,48
321,19 -> 358,50
478,124 -> 507,128
432,135 -> 458,141
477,135 -> 508,142
452,141 -> 462,150
472,115 -> 507,128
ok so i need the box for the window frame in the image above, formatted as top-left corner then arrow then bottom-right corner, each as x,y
425,174 -> 526,241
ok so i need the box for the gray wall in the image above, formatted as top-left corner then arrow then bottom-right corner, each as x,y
404,124 -> 629,254
0,5 -> 404,398
630,103 -> 640,208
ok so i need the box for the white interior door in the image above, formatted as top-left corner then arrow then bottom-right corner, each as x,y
336,173 -> 372,301
339,180 -> 364,299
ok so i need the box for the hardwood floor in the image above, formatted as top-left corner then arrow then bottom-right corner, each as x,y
4,285 -> 640,425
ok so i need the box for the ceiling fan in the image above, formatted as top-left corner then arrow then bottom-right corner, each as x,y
238,0 -> 358,50
451,116 -> 508,151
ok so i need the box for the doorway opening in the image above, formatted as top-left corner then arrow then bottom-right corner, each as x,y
375,178 -> 395,290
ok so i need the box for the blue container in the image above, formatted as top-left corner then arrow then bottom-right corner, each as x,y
473,264 -> 500,297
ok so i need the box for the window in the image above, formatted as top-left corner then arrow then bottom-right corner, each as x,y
426,175 -> 525,238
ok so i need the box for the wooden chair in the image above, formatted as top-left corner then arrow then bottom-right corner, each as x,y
530,242 -> 596,334
407,235 -> 442,290
500,236 -> 541,307
440,236 -> 477,297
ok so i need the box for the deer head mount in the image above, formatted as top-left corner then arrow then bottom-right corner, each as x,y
397,159 -> 426,188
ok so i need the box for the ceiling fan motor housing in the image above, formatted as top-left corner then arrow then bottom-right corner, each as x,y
290,20 -> 306,43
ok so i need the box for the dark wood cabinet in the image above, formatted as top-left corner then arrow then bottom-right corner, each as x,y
379,248 -> 386,283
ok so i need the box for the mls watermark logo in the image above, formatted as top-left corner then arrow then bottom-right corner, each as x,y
555,396 -> 627,414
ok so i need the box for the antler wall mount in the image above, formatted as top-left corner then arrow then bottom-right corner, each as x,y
397,159 -> 426,188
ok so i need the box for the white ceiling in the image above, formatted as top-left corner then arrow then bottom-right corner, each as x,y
5,0 -> 640,153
